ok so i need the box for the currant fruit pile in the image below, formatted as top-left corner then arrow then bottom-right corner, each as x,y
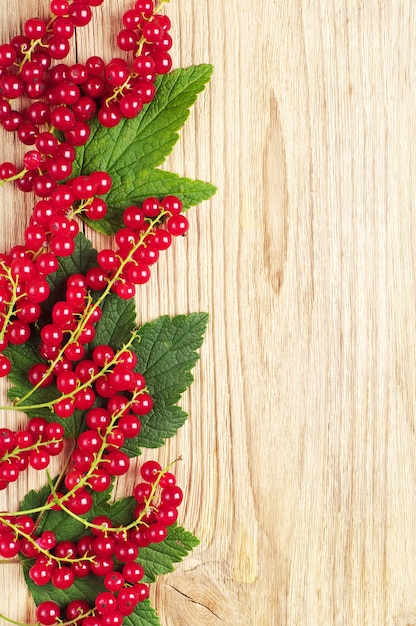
0,1 -> 196,624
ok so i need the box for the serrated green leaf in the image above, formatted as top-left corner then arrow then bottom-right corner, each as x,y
91,292 -> 137,349
124,313 -> 208,452
84,169 -> 217,235
74,65 -> 213,176
125,600 -> 161,626
70,65 -> 215,235
140,524 -> 200,583
20,480 -> 53,515
5,339 -> 59,414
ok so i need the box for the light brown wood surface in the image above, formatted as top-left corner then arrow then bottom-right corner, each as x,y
0,1 -> 415,625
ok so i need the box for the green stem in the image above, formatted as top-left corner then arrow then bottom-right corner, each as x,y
0,436 -> 61,463
0,168 -> 28,187
0,330 -> 140,414
49,457 -> 179,534
0,516 -> 94,566
0,614 -> 39,626
0,262 -> 20,346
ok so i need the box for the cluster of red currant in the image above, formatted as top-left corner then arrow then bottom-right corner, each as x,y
0,189 -> 188,379
0,420 -> 64,487
0,459 -> 183,625
0,1 -> 194,623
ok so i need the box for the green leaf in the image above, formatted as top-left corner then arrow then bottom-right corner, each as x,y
5,338 -> 59,414
71,65 -> 215,235
91,292 -> 137,350
140,524 -> 200,583
126,600 -> 161,626
123,313 -> 209,453
74,65 -> 213,175
84,169 -> 217,236
19,481 -> 53,514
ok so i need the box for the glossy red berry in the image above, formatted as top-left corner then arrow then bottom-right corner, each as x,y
51,566 -> 75,589
140,460 -> 161,483
36,601 -> 61,625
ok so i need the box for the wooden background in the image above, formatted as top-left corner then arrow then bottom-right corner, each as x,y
0,1 -> 415,624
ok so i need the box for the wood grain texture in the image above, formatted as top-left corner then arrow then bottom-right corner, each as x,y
0,1 -> 415,624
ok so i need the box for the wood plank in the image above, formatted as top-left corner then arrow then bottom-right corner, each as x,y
0,1 -> 415,624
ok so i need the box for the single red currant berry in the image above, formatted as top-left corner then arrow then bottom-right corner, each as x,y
105,450 -> 130,476
86,407 -> 110,429
75,359 -> 99,383
161,484 -> 183,506
118,414 -> 141,438
86,197 -> 107,220
41,324 -> 64,347
74,388 -> 96,410
46,422 -> 65,440
89,468 -> 111,492
93,535 -> 115,557
78,430 -> 102,453
65,470 -> 83,490
96,591 -> 118,615
141,197 -> 161,217
29,562 -> 52,586
122,562 -> 144,583
25,278 -> 51,303
36,601 -> 61,625
64,341 -> 85,361
51,566 -> 75,589
157,503 -> 178,526
92,345 -> 115,367
104,571 -> 125,592
159,471 -> 176,488
116,587 -> 139,611
51,0 -> 70,17
114,280 -> 136,300
146,522 -> 167,543
24,17 -> 47,38
89,171 -> 112,194
90,555 -> 114,577
152,51 -> 173,74
132,582 -> 150,602
65,120 -> 91,146
37,530 -> 57,550
6,320 -> 31,345
0,355 -> 11,377
113,539 -> 138,563
98,103 -> 122,128
119,93 -> 143,118
54,397 -> 75,418
0,43 -> 16,68
142,21 -> 164,43
131,392 -> 153,415
55,540 -> 77,559
29,450 -> 51,470
68,3 -> 92,27
66,489 -> 93,515
140,460 -> 162,483
65,599 -> 90,621
28,363 -> 53,388
86,55 -> 105,75
167,214 -> 189,236
133,482 -> 152,503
